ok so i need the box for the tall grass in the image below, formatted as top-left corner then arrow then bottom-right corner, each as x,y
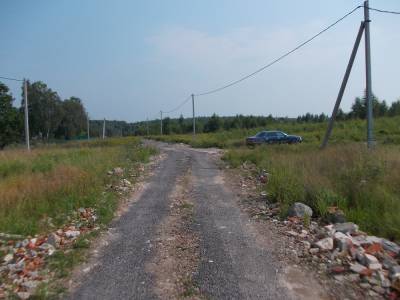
0,138 -> 156,235
223,143 -> 400,241
150,116 -> 400,241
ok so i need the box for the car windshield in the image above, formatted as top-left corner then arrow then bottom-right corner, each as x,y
255,132 -> 266,137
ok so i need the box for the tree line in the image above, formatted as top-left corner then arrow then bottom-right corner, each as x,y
0,81 -> 88,149
1,78 -> 400,148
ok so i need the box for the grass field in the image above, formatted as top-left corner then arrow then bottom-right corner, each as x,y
0,138 -> 156,236
151,116 -> 400,148
150,116 -> 400,241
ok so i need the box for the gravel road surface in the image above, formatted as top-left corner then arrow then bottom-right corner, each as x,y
68,142 -> 316,300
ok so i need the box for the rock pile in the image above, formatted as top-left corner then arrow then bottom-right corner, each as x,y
0,207 -> 98,299
235,162 -> 400,299
280,204 -> 399,299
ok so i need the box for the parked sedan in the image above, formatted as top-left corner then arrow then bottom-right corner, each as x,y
246,131 -> 302,145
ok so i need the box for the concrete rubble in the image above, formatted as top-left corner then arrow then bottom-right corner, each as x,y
237,162 -> 400,299
0,164 -> 146,299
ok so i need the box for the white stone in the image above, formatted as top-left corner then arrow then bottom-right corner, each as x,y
3,253 -> 13,263
315,237 -> 334,251
65,230 -> 80,238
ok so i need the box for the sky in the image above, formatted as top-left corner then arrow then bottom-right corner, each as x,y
1,0 -> 399,122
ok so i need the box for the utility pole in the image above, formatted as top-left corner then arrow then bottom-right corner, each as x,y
146,118 -> 149,136
160,111 -> 163,135
102,118 -> 106,139
364,0 -> 374,148
321,22 -> 365,149
87,114 -> 90,141
192,94 -> 196,137
23,79 -> 30,151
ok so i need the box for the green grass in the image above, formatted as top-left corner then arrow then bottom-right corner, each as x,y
151,115 -> 400,148
151,116 -> 400,241
0,137 -> 156,236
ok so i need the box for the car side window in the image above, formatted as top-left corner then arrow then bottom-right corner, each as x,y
276,132 -> 284,138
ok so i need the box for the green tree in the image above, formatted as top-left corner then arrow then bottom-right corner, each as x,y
0,82 -> 22,149
23,81 -> 63,140
204,113 -> 221,133
389,100 -> 400,116
56,97 -> 87,139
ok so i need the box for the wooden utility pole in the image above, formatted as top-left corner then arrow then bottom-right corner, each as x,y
102,118 -> 106,139
23,79 -> 30,151
87,114 -> 90,141
160,111 -> 163,135
192,94 -> 196,137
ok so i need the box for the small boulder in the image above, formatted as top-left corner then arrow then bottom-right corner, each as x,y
65,230 -> 80,239
382,239 -> 400,255
3,253 -> 13,263
113,167 -> 124,176
334,231 -> 353,252
315,237 -> 334,251
390,265 -> 400,279
350,263 -> 367,274
47,233 -> 61,247
333,222 -> 359,234
326,207 -> 346,224
287,202 -> 313,218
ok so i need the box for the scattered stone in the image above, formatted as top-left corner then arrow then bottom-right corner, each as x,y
382,239 -> 400,256
315,237 -> 334,251
113,167 -> 124,176
330,265 -> 346,274
390,266 -> 400,279
3,254 -> 13,263
16,292 -> 30,299
326,207 -> 346,224
359,282 -> 371,289
309,248 -> 319,254
46,233 -> 61,248
333,222 -> 359,234
350,263 -> 367,274
287,202 -> 313,218
65,230 -> 80,239
286,231 -> 298,237
302,241 -> 311,250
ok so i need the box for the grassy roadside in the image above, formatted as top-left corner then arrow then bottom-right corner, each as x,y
0,137 -> 157,298
0,137 -> 155,236
223,143 -> 400,241
149,116 -> 400,241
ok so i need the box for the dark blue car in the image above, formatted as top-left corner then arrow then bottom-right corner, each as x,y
246,131 -> 302,145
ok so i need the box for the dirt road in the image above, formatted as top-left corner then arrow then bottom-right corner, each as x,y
68,142 -> 328,300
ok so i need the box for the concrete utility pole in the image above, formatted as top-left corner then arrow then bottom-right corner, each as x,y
364,0 -> 374,148
321,22 -> 365,149
102,118 -> 106,139
160,111 -> 163,135
23,79 -> 30,151
87,114 -> 90,141
192,94 -> 196,137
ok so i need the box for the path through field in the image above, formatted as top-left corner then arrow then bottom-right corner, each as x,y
68,142 -> 328,300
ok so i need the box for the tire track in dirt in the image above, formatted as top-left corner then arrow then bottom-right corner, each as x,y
146,168 -> 203,299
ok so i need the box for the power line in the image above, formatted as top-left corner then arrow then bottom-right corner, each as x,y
194,5 -> 363,97
162,95 -> 191,114
368,7 -> 400,15
0,76 -> 23,82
